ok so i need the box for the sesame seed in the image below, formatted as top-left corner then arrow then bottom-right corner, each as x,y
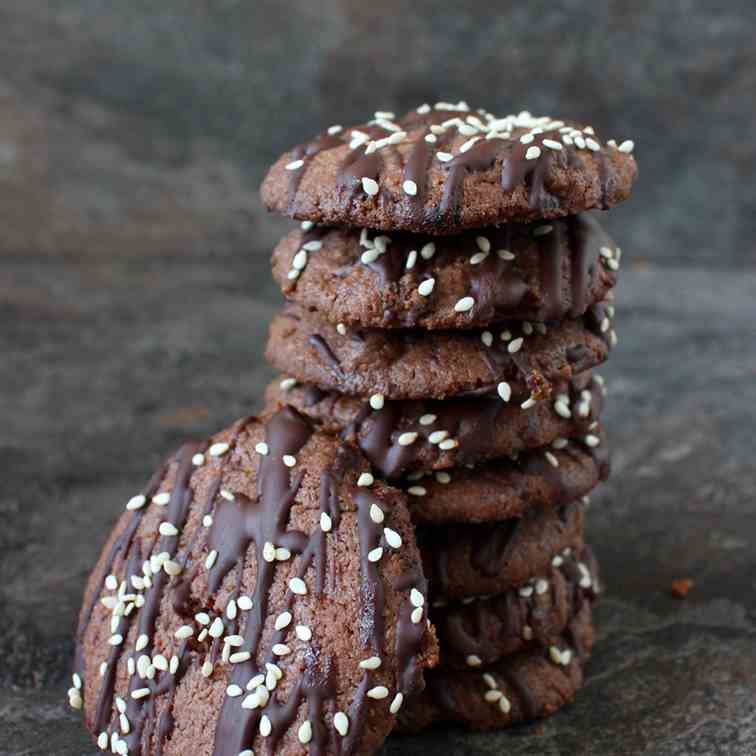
209,617 -> 224,638
470,251 -> 489,265
175,625 -> 193,640
135,634 -> 148,652
417,278 -> 435,297
367,686 -> 389,700
520,133 -> 534,144
533,224 -> 553,237
285,159 -> 304,171
226,599 -> 238,620
405,249 -> 417,270
436,152 -> 453,162
336,323 -> 347,336
334,710 -> 350,735
545,451 -> 560,468
287,269 -> 300,281
507,337 -> 524,354
209,442 -> 229,457
368,547 -> 384,563
397,432 -> 418,446
359,656 -> 382,670
384,528 -> 402,548
483,672 -> 498,690
523,625 -> 534,640
292,250 -> 308,270
237,596 -> 253,611
389,692 -> 404,713
584,434 -> 600,447
618,139 -> 634,153
273,612 -> 292,632
454,296 -> 475,313
259,715 -> 272,737
525,145 -> 542,160
369,394 -> 385,410
131,688 -> 150,700
497,249 -> 515,260
255,442 -> 269,457
419,413 -> 437,426
475,236 -> 491,253
420,242 -> 436,260
466,655 -> 483,667
159,522 -> 179,537
290,577 -> 307,595
297,720 -> 313,745
126,495 -> 146,511
361,247 -> 382,264
202,514 -> 213,528
357,472 -> 374,487
552,437 -> 568,449
152,492 -> 170,506
320,512 -> 332,532
97,732 -> 108,749
542,139 -> 563,151
361,177 -> 379,196
283,454 -> 296,467
497,382 -> 511,402
220,489 -> 235,502
105,575 -> 118,591
481,331 -> 494,347
295,625 -> 312,641
438,438 -> 459,450
272,643 -> 291,656
407,485 -> 426,497
402,180 -> 418,196
459,137 -> 480,153
411,606 -> 423,624
109,634 -> 123,646
370,504 -> 384,524
521,396 -> 536,410
239,750 -> 253,756
225,635 -> 244,647
554,401 -> 571,419
585,137 -> 601,151
499,695 -> 512,713
536,578 -> 549,594
485,690 -> 502,702
436,471 -> 452,484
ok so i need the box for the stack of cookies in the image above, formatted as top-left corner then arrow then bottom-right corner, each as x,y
261,101 -> 637,732
70,100 -> 637,756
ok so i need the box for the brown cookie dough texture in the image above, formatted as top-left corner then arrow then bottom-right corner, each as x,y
273,214 -> 619,329
74,407 -> 437,756
430,545 -> 600,670
397,600 -> 595,732
265,303 -> 613,402
419,500 -> 586,601
265,372 -> 606,480
261,103 -> 637,234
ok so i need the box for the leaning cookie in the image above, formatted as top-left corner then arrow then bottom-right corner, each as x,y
420,500 -> 586,602
396,601 -> 595,733
261,102 -> 637,233
266,304 -> 613,402
431,545 -> 599,670
274,215 -> 619,329
265,372 -> 606,480
72,407 -> 437,756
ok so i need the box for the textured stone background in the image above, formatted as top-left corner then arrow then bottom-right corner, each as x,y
1,2 -> 755,754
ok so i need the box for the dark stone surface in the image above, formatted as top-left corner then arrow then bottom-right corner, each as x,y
1,2 -> 755,754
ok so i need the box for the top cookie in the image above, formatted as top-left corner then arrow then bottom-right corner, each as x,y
73,407 -> 436,756
261,101 -> 638,234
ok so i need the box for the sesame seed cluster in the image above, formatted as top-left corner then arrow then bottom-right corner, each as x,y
259,101 -> 636,735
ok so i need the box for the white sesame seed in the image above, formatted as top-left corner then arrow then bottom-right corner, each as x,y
485,690 -> 502,702
159,522 -> 179,537
282,454 -> 296,467
357,472 -> 375,488
295,625 -> 312,641
255,443 -> 270,458
584,434 -> 600,447
202,514 -> 213,528
618,139 -> 634,153
361,247 -> 382,265
259,714 -> 272,737
274,612 -> 292,631
459,136 -> 480,153
520,133 -> 534,144
239,750 -> 253,756
585,138 -> 601,152
389,692 -> 404,714
417,278 -> 435,297
454,296 -> 475,313
335,323 -> 347,336
332,710 -> 350,735
402,180 -> 418,196
285,159 -> 304,171
470,251 -> 489,265
525,146 -> 541,160
497,248 -> 515,261
359,656 -> 382,670
508,337 -> 524,354
369,393 -> 385,410
292,249 -> 308,271
384,528 -> 402,548
272,643 -> 291,656
368,547 -> 384,562
438,438 -> 459,450
436,151 -> 453,162
367,686 -> 389,700
481,331 -> 494,347
545,451 -> 560,468
411,606 -> 423,624
297,720 -> 313,745
497,382 -> 511,402
105,575 -> 118,591
542,139 -> 563,151
126,495 -> 146,511
208,617 -> 224,639
499,695 -> 512,713
97,732 -> 108,750
536,578 -> 550,594
533,224 -> 553,237
554,401 -> 571,418
175,624 -> 193,640
418,242 -> 436,262
320,512 -> 333,532
152,492 -> 171,506
287,268 -> 300,281
397,432 -> 418,446
521,396 -> 536,410
370,504 -> 384,524
209,442 -> 230,457
361,177 -> 379,196
466,655 -> 483,667
404,249 -> 418,270
407,485 -> 427,497
290,577 -> 307,595
224,635 -> 244,647
109,634 -> 123,646
131,688 -> 150,700
475,236 -> 491,253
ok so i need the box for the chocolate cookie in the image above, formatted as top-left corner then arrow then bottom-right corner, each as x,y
431,546 -> 599,670
401,430 -> 608,524
73,407 -> 437,756
265,372 -> 606,480
420,501 -> 585,601
261,102 -> 637,233
273,214 -> 619,329
397,601 -> 595,732
265,304 -> 613,401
